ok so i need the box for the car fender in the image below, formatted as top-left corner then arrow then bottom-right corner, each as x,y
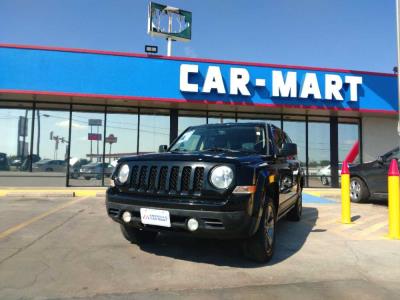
248,167 -> 272,236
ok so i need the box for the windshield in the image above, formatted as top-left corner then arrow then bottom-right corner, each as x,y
170,124 -> 267,154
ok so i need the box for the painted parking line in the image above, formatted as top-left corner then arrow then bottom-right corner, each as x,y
301,198 -> 389,240
0,196 -> 90,240
303,193 -> 336,204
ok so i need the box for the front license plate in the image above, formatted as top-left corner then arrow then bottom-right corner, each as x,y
140,208 -> 171,227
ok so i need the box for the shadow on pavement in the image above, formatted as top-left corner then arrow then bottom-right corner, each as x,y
366,198 -> 388,206
138,207 -> 318,267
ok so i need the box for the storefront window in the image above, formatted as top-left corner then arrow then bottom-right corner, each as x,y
283,118 -> 306,166
207,111 -> 236,124
178,110 -> 207,135
237,113 -> 281,128
339,122 -> 360,164
0,105 -> 34,186
69,106 -> 105,186
308,119 -> 331,187
32,105 -> 70,186
139,109 -> 170,154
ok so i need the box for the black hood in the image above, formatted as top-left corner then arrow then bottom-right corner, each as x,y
118,151 -> 266,165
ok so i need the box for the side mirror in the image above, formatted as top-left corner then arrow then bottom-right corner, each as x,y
158,145 -> 168,153
377,156 -> 384,164
278,143 -> 297,157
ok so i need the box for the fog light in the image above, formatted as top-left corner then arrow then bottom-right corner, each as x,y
122,211 -> 132,223
187,218 -> 199,231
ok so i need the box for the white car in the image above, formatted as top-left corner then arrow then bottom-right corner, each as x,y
318,163 -> 343,186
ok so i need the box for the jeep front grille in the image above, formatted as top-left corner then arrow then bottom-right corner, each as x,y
129,164 -> 205,195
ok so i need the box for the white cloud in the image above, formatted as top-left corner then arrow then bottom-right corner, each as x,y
56,120 -> 86,130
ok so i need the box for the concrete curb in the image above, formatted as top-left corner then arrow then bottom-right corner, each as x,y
0,189 -> 106,198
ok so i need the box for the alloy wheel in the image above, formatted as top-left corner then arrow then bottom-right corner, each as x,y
350,180 -> 361,201
265,205 -> 275,248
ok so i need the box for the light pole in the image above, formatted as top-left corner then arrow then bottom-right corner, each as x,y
167,12 -> 173,56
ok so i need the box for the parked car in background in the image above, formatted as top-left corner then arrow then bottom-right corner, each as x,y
32,159 -> 67,172
10,159 -> 22,168
0,152 -> 10,171
318,163 -> 343,186
80,162 -> 114,180
20,154 -> 41,171
349,147 -> 399,202
69,158 -> 90,179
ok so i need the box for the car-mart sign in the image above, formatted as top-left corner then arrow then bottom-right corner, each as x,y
180,64 -> 363,101
0,45 -> 397,114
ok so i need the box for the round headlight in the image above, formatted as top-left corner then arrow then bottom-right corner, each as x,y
117,164 -> 130,184
210,166 -> 234,189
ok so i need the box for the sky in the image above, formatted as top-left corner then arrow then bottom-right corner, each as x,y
0,0 -> 397,73
0,0 -> 396,162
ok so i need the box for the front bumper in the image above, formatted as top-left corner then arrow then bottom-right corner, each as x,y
106,189 -> 258,239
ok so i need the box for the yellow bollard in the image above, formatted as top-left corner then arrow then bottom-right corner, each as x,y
388,159 -> 400,239
341,161 -> 351,224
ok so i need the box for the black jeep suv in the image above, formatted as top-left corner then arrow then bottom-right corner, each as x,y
106,122 -> 304,262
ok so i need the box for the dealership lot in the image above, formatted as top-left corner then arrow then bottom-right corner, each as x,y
0,194 -> 399,299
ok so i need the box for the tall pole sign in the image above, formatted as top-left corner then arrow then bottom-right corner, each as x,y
88,119 -> 102,161
147,2 -> 192,56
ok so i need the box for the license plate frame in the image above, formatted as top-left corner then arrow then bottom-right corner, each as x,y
140,208 -> 171,228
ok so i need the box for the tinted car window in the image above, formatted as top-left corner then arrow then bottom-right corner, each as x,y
170,125 -> 266,154
271,126 -> 284,152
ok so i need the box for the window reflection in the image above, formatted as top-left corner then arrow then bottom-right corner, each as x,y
207,112 -> 236,124
30,109 -> 70,186
308,121 -> 331,187
0,107 -> 33,173
69,109 -> 105,186
106,111 -> 138,161
139,111 -> 170,153
339,123 -> 359,164
178,114 -> 206,135
283,121 -> 306,165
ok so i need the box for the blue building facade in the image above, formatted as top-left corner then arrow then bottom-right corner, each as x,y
0,44 -> 398,187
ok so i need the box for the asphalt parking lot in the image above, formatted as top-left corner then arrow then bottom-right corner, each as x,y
0,193 -> 399,300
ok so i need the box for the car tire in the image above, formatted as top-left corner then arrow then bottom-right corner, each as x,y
287,193 -> 302,222
120,225 -> 158,244
243,200 -> 276,263
350,177 -> 369,203
84,177 -> 91,180
45,168 -> 53,172
321,176 -> 329,186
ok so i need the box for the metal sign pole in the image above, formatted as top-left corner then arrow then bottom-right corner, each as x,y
167,12 -> 172,56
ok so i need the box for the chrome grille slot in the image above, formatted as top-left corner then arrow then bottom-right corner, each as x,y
193,167 -> 204,192
169,166 -> 179,192
181,166 -> 191,192
148,166 -> 158,191
138,166 -> 148,190
158,166 -> 168,191
130,165 -> 139,188
127,163 -> 207,196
